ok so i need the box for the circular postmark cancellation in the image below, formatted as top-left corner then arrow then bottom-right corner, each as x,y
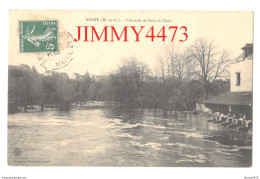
37,31 -> 74,70
19,20 -> 74,71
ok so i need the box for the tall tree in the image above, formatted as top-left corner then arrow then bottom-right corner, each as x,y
164,43 -> 178,79
111,57 -> 151,107
156,55 -> 168,106
190,40 -> 230,99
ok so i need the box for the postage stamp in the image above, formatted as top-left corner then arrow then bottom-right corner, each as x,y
19,20 -> 58,53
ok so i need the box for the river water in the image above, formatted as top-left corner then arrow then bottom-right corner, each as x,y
8,106 -> 252,167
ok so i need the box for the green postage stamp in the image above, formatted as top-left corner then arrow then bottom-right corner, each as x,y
19,20 -> 58,53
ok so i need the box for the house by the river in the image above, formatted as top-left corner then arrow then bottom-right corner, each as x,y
202,43 -> 253,120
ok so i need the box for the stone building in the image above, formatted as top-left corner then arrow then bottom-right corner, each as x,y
203,43 -> 253,119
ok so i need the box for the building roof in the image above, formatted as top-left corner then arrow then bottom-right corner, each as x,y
203,92 -> 252,106
246,53 -> 253,60
241,43 -> 253,50
233,52 -> 244,63
232,51 -> 253,64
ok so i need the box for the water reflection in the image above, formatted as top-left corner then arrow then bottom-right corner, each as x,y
8,106 -> 252,167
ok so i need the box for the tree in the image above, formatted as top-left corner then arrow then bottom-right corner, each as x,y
55,73 -> 77,110
110,57 -> 151,107
190,40 -> 230,99
164,43 -> 178,79
155,55 -> 168,106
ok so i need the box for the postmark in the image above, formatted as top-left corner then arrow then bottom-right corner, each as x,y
37,31 -> 74,71
19,20 -> 58,53
19,20 -> 74,71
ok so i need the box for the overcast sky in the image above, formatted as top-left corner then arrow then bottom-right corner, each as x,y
9,10 -> 253,76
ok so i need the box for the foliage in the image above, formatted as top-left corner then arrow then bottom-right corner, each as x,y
8,39 -> 231,113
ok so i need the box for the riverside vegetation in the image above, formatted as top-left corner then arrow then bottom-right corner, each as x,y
8,40 -> 230,113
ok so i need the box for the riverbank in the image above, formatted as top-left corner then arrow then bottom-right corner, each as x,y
8,107 -> 252,166
8,101 -> 117,114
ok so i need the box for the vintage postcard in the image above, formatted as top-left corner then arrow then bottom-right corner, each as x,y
8,10 -> 253,167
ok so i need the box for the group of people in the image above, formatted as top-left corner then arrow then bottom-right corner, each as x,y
208,112 -> 252,131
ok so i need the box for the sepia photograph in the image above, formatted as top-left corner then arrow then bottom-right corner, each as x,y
7,10 -> 254,168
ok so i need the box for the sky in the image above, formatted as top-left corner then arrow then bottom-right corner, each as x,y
9,10 -> 253,77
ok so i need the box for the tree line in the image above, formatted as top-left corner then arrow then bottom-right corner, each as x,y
8,65 -> 113,113
8,39 -> 230,113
